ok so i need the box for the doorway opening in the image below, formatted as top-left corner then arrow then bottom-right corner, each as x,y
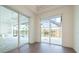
41,16 -> 62,45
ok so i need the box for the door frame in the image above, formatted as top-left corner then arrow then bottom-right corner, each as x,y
40,16 -> 63,46
18,14 -> 30,47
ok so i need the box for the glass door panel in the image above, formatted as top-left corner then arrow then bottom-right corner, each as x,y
19,15 -> 29,46
50,17 -> 62,45
41,20 -> 50,43
0,6 -> 18,52
0,6 -> 30,52
50,28 -> 62,45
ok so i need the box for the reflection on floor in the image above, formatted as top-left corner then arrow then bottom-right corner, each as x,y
7,43 -> 76,53
41,37 -> 62,45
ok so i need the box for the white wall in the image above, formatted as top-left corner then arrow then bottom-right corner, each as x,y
35,6 -> 74,48
74,6 -> 79,52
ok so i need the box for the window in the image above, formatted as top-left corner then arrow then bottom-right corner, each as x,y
0,6 -> 29,52
41,16 -> 62,45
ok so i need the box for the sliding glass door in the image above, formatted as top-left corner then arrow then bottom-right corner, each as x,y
19,15 -> 29,46
0,6 -> 18,52
0,6 -> 29,52
41,16 -> 62,45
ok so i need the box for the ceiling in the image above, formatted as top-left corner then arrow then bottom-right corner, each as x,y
6,5 -> 69,15
16,5 -> 66,14
37,5 -> 63,10
36,5 -> 68,14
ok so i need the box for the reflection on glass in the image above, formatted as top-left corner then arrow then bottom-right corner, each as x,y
19,15 -> 29,46
0,6 -> 18,52
0,6 -> 29,52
